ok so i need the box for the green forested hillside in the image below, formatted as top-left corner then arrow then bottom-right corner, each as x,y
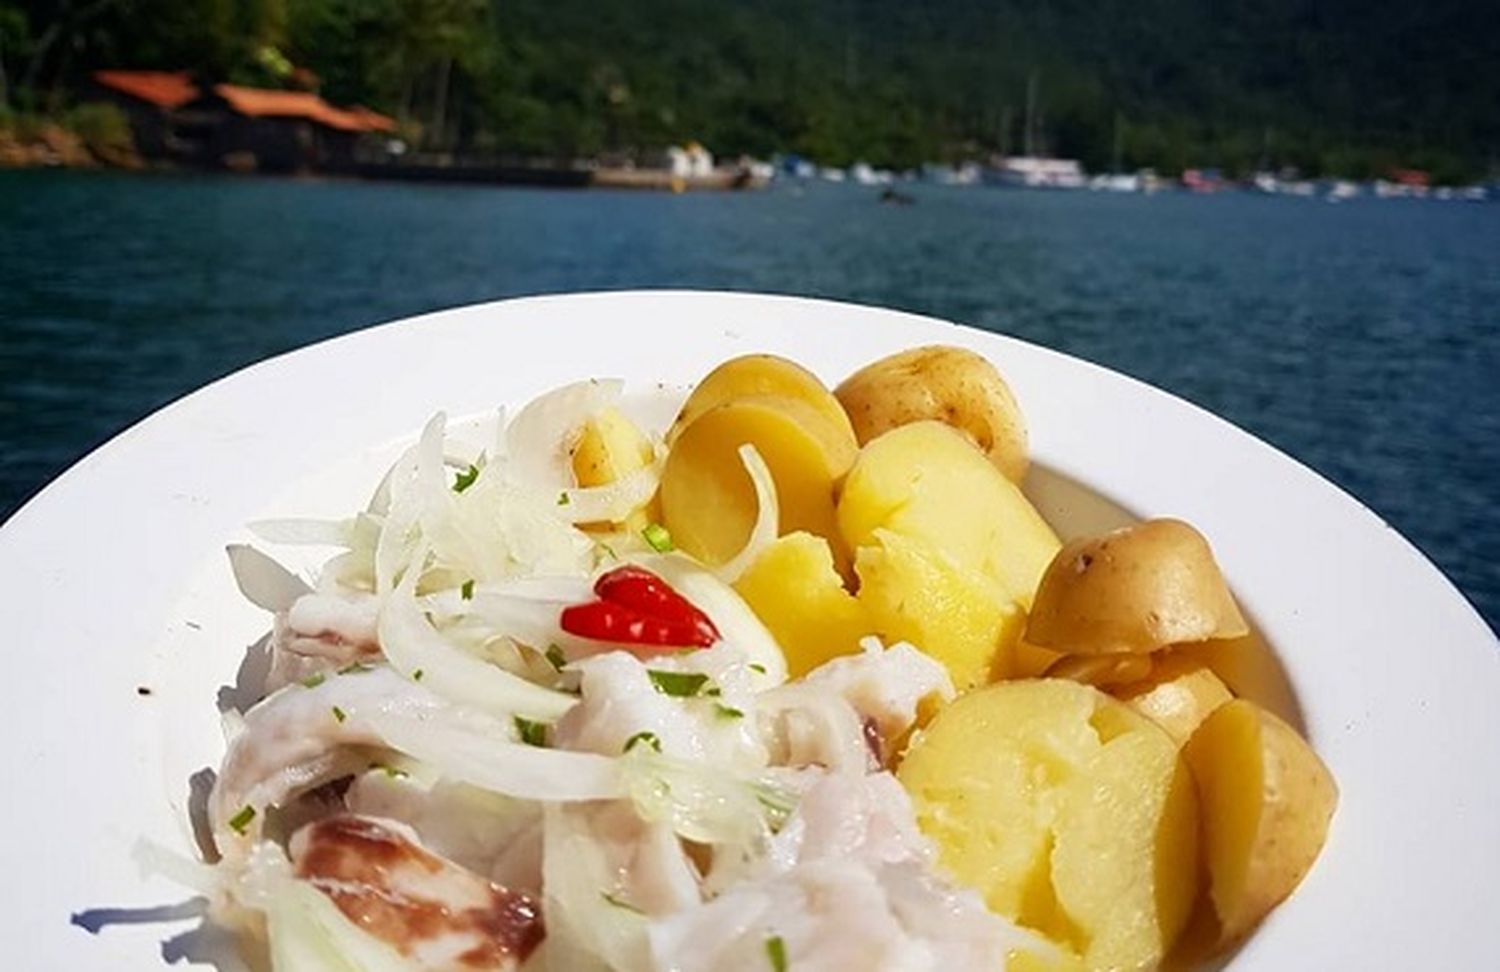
3,0 -> 1496,179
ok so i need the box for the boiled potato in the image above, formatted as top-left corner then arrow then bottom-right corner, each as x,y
670,353 -> 857,460
1113,652 -> 1233,745
1044,652 -> 1155,689
836,345 -> 1030,482
1025,519 -> 1248,655
571,406 -> 653,488
855,528 -> 1022,691
899,679 -> 1199,970
660,396 -> 854,567
733,532 -> 869,677
1183,700 -> 1337,944
837,421 -> 1060,608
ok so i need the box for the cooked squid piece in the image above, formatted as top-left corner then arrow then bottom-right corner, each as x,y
290,814 -> 543,970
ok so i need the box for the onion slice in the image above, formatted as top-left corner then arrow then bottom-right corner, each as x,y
227,544 -> 312,613
713,444 -> 779,584
506,379 -> 624,489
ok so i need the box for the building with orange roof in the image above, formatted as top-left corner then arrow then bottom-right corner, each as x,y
89,70 -> 397,173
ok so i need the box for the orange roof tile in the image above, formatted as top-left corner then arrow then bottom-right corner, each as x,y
93,70 -> 198,110
212,85 -> 396,133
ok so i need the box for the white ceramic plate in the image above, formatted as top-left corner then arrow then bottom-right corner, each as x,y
2,291 -> 1496,969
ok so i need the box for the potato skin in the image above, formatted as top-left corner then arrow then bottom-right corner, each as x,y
835,345 -> 1029,482
1183,700 -> 1337,945
1025,518 -> 1248,655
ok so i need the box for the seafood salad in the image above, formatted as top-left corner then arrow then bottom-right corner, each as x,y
183,348 -> 1336,972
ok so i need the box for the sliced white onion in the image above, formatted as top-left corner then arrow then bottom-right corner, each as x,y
506,379 -> 624,489
556,457 -> 662,525
635,554 -> 788,688
248,518 -> 354,547
543,804 -> 650,972
378,563 -> 577,722
364,710 -> 623,803
227,545 -> 313,613
713,444 -> 779,584
375,413 -> 445,594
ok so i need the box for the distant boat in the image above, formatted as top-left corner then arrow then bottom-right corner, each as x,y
1089,173 -> 1141,193
1181,168 -> 1228,193
983,156 -> 1087,189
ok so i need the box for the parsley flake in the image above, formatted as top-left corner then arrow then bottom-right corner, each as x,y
514,716 -> 547,747
299,673 -> 326,689
647,670 -> 709,697
545,644 -> 568,671
461,579 -> 475,600
748,663 -> 767,675
765,935 -> 788,972
412,669 -> 424,681
624,731 -> 663,753
331,705 -> 347,723
557,491 -> 571,506
228,805 -> 256,836
714,704 -> 745,720
452,464 -> 480,493
641,522 -> 674,552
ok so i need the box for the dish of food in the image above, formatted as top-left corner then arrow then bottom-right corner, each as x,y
1,292 -> 1496,970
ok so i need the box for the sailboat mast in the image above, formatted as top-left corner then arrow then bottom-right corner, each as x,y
1024,71 -> 1037,158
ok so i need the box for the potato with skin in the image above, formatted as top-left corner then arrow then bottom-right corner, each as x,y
733,531 -> 869,678
1025,519 -> 1248,655
855,528 -> 1023,691
669,353 -> 857,458
1183,700 -> 1337,944
570,406 -> 658,530
837,421 -> 1060,608
1113,652 -> 1234,745
899,679 -> 1199,970
660,395 -> 855,567
836,345 -> 1030,482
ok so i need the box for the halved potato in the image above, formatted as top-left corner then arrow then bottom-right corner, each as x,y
669,353 -> 857,457
733,531 -> 869,678
899,679 -> 1199,970
1025,519 -> 1248,655
835,345 -> 1030,482
855,528 -> 1022,691
1183,700 -> 1337,945
837,421 -> 1060,608
1113,652 -> 1233,745
660,395 -> 855,567
1044,652 -> 1155,689
571,406 -> 658,530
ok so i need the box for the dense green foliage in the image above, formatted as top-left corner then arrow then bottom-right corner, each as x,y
3,0 -> 1496,179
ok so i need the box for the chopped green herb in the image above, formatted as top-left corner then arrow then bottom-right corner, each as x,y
228,805 -> 256,836
514,716 -> 547,747
299,673 -> 326,689
748,663 -> 767,675
412,669 -> 424,681
714,704 -> 745,720
381,765 -> 408,779
704,686 -> 722,697
624,731 -> 663,753
641,522 -> 674,552
601,891 -> 644,913
460,579 -> 475,600
557,491 -> 571,506
598,541 -> 619,561
647,670 -> 710,697
338,661 -> 371,675
453,464 -> 480,493
765,935 -> 788,972
545,644 -> 568,671
332,705 -> 347,723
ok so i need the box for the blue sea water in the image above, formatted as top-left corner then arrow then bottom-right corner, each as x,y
1,169 -> 1497,631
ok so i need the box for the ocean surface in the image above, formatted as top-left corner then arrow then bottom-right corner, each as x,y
2,169 -> 1497,632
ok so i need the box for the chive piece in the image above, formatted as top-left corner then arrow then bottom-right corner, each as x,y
765,935 -> 788,972
453,464 -> 480,493
514,716 -> 547,747
381,764 -> 408,779
714,704 -> 745,720
461,579 -> 475,600
557,491 -> 571,506
748,663 -> 767,675
704,686 -> 722,697
338,661 -> 371,675
641,523 -> 674,552
601,891 -> 643,913
412,669 -> 424,681
647,670 -> 709,697
299,672 -> 326,689
624,730 -> 662,753
332,705 -> 347,723
545,644 -> 568,671
228,805 -> 256,836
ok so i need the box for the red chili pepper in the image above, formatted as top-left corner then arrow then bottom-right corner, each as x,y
559,565 -> 720,652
